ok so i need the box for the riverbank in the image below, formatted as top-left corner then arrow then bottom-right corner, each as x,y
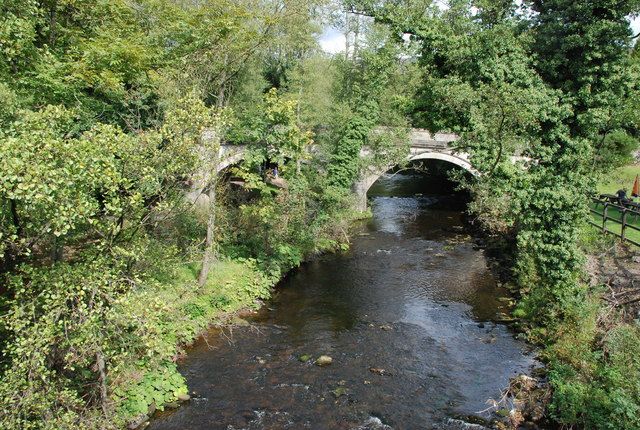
502,221 -> 640,429
146,173 -> 538,430
114,258 -> 274,429
532,161 -> 640,428
116,231 -> 362,429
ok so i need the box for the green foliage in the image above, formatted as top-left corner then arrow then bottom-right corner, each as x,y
285,56 -> 339,135
549,319 -> 640,429
596,131 -> 639,168
5,0 -> 636,429
0,258 -> 126,429
0,242 -> 274,428
328,43 -> 401,189
360,1 -> 640,429
528,0 -> 640,173
328,103 -> 379,188
0,1 -> 329,427
114,363 -> 187,417
0,95 -> 217,268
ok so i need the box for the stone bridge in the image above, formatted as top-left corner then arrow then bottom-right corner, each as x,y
352,130 -> 472,211
201,129 -> 473,210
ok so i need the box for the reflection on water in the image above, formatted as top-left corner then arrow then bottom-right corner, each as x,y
149,172 -> 536,430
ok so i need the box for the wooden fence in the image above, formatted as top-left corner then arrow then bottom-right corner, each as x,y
589,198 -> 640,247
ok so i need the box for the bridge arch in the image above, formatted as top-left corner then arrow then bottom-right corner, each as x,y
217,144 -> 247,173
353,150 -> 477,212
408,152 -> 477,175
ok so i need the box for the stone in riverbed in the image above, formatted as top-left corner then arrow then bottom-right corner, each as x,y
298,354 -> 312,363
332,386 -> 348,398
443,418 -> 490,429
315,355 -> 333,366
177,393 -> 191,401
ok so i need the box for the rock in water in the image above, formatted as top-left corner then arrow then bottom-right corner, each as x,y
440,418 -> 489,429
356,416 -> 393,429
315,355 -> 333,366
332,387 -> 348,398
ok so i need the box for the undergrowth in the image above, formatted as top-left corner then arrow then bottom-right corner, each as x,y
516,224 -> 640,429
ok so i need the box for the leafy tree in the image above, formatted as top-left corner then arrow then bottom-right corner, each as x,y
527,0 -> 640,159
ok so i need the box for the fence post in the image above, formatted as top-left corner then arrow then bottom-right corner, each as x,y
621,208 -> 628,240
603,203 -> 609,233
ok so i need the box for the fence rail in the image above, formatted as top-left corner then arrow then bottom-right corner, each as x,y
589,197 -> 640,247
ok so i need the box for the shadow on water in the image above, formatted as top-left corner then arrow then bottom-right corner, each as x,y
149,162 -> 537,430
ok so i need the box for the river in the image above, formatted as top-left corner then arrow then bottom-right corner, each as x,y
149,170 -> 536,430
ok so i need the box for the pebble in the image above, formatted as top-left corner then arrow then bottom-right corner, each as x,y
332,387 -> 348,398
316,355 -> 333,366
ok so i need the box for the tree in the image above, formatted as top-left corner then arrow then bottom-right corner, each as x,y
527,0 -> 640,151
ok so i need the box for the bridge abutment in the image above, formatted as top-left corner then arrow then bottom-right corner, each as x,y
352,180 -> 370,213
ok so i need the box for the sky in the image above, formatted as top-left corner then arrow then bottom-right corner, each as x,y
319,16 -> 640,54
319,26 -> 346,54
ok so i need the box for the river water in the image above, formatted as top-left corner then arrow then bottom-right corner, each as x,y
150,171 -> 536,430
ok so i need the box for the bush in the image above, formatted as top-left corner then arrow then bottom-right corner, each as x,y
548,310 -> 640,429
0,242 -> 274,429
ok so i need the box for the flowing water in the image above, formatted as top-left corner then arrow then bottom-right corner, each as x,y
150,171 -> 537,430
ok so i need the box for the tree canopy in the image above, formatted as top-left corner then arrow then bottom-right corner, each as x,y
2,1 -> 640,429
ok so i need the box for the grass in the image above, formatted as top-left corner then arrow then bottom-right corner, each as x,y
596,163 -> 639,194
588,202 -> 640,246
588,163 -> 640,247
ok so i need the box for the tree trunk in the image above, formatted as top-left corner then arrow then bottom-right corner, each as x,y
353,14 -> 360,61
9,198 -> 21,237
198,60 -> 226,286
96,351 -> 109,417
49,1 -> 58,47
198,178 -> 217,286
344,11 -> 350,61
51,236 -> 63,263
